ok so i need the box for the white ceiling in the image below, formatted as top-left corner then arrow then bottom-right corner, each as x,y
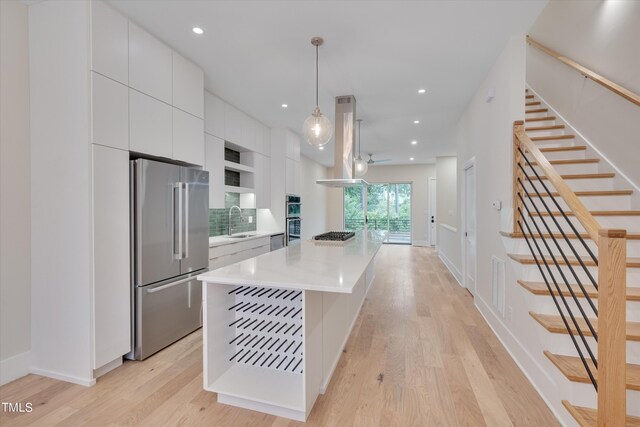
109,0 -> 547,167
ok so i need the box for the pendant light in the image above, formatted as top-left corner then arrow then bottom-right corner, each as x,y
302,37 -> 333,147
354,119 -> 368,176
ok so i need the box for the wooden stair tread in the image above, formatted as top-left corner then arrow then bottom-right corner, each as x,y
562,401 -> 640,427
500,230 -> 640,240
537,145 -> 586,152
508,253 -> 640,268
525,94 -> 534,99
526,189 -> 632,197
530,134 -> 575,141
517,280 -> 640,301
525,124 -> 565,131
526,101 -> 541,106
530,210 -> 640,217
544,351 -> 640,390
526,116 -> 557,122
529,312 -> 640,341
526,108 -> 549,114
529,158 -> 599,165
528,172 -> 615,180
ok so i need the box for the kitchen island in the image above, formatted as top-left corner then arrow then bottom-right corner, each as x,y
197,230 -> 386,421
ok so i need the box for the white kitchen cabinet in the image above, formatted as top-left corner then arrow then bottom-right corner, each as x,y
205,134 -> 225,209
240,114 -> 256,152
129,23 -> 172,104
261,124 -> 271,156
91,72 -> 128,150
253,153 -> 271,209
205,92 -> 225,138
208,236 -> 270,271
286,131 -> 301,161
173,108 -> 204,166
92,144 -> 130,369
90,0 -> 128,85
173,52 -> 204,119
224,103 -> 243,146
129,89 -> 172,158
286,157 -> 301,195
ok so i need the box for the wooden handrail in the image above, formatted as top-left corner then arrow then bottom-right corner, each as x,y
527,36 -> 640,107
513,124 -> 601,242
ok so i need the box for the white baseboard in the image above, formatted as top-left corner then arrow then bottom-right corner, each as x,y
412,240 -> 430,247
474,295 -> 572,427
438,250 -> 462,286
30,367 -> 95,387
0,350 -> 32,386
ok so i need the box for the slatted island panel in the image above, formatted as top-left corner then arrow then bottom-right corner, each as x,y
199,231 -> 385,421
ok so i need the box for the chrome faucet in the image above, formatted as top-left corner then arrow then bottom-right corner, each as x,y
228,205 -> 242,236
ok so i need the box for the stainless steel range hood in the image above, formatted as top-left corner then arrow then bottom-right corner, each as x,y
316,95 -> 369,188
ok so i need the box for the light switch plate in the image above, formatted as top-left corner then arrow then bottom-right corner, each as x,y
492,200 -> 502,211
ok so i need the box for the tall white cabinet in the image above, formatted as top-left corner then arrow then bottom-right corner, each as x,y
29,0 -> 207,385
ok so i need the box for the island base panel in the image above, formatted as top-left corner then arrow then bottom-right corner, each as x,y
218,394 -> 306,422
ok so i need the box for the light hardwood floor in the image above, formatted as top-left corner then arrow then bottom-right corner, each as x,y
0,246 -> 559,426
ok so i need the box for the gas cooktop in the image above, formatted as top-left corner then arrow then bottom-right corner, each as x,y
313,231 -> 356,241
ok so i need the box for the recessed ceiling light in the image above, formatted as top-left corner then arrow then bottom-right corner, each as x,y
411,140 -> 417,145
192,27 -> 204,35
413,120 -> 420,124
281,104 -> 288,108
410,157 -> 415,161
319,146 -> 324,150
418,89 -> 426,94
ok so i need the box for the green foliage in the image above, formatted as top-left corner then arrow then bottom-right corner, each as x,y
343,184 -> 411,231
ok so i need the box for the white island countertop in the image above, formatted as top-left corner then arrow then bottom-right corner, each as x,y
198,230 -> 386,294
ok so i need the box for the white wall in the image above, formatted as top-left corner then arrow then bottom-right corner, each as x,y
527,0 -> 640,187
328,164 -> 436,245
0,0 -> 32,385
29,0 -> 94,385
435,156 -> 460,280
454,34 -> 568,425
299,155 -> 330,240
436,157 -> 457,230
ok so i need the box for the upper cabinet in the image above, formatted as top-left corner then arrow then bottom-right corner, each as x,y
173,108 -> 204,166
129,89 -> 173,159
224,103 -> 243,146
129,23 -> 172,104
91,0 -> 128,85
205,135 -> 225,209
205,92 -> 225,138
286,132 -> 301,161
91,72 -> 128,150
173,53 -> 204,119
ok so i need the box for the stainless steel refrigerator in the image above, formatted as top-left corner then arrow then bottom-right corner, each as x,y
128,159 -> 209,360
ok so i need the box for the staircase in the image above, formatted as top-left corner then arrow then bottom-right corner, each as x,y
504,86 -> 640,426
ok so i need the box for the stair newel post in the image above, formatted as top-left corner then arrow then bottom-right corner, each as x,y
597,229 -> 627,427
513,121 -> 525,234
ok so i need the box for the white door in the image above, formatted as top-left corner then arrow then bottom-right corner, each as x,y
464,164 -> 476,295
428,178 -> 437,246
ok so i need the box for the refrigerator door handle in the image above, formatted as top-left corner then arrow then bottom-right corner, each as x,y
174,183 -> 183,260
145,275 -> 194,294
183,182 -> 189,259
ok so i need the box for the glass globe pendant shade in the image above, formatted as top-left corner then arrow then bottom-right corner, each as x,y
354,154 -> 368,176
303,107 -> 333,147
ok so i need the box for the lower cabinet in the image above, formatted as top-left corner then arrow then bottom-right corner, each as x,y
92,145 -> 131,369
208,237 -> 270,270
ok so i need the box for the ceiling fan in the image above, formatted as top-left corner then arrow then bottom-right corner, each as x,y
367,153 -> 391,165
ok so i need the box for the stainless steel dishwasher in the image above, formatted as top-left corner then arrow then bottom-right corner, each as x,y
270,233 -> 285,251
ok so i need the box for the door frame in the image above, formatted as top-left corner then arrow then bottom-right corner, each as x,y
428,177 -> 437,246
461,157 -> 477,296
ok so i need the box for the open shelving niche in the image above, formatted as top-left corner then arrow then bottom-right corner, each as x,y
203,281 -> 322,421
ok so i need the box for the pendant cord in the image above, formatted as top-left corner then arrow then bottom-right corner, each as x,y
315,44 -> 319,108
